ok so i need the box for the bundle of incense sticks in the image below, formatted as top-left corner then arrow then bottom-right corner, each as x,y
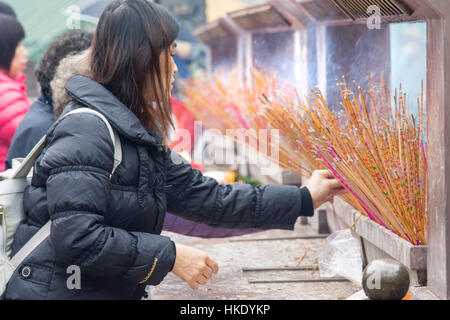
182,69 -> 426,245
181,68 -> 298,134
297,80 -> 426,245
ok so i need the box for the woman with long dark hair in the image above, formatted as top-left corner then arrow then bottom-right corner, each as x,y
4,0 -> 345,300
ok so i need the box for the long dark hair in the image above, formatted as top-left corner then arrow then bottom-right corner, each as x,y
0,13 -> 25,73
90,0 -> 180,142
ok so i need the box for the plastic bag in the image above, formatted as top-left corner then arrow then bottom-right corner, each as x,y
319,229 -> 363,285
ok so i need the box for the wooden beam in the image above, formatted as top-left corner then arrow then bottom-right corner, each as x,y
425,0 -> 450,300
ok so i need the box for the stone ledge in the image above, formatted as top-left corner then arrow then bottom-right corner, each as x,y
322,197 -> 427,285
410,286 -> 440,300
331,197 -> 427,272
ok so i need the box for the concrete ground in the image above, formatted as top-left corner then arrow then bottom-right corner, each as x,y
150,220 -> 361,300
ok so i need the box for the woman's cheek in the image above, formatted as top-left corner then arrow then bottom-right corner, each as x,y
9,44 -> 28,77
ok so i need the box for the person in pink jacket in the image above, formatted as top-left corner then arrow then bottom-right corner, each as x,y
0,13 -> 30,172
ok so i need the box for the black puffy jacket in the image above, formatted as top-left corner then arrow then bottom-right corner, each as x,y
4,74 -> 314,300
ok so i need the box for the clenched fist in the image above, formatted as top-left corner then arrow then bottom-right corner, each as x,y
171,243 -> 219,290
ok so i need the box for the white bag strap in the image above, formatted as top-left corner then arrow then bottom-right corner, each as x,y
9,221 -> 51,268
59,108 -> 122,178
9,108 -> 122,269
12,136 -> 46,179
13,108 -> 122,179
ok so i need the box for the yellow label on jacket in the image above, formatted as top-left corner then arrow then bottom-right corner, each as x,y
139,258 -> 158,284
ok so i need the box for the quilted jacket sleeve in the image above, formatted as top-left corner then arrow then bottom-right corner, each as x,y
165,149 -> 314,230
39,113 -> 175,286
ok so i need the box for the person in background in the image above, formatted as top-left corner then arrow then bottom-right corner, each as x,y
0,1 -> 16,17
0,13 -> 30,172
5,30 -> 94,170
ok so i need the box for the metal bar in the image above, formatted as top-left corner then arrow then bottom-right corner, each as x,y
382,0 -> 413,15
313,14 -> 421,26
300,216 -> 309,225
341,0 -> 366,19
330,0 -> 357,20
229,235 -> 329,242
243,266 -> 316,272
360,237 -> 369,267
248,277 -> 350,284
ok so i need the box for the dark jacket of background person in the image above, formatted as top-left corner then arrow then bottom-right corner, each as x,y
5,92 -> 54,169
4,74 -> 314,300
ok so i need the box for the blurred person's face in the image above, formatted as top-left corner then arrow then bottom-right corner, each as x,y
168,41 -> 178,92
9,42 -> 28,78
146,41 -> 178,102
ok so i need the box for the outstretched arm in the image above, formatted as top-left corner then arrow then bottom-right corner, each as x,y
164,149 -> 314,231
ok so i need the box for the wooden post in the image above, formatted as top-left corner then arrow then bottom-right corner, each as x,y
425,0 -> 450,300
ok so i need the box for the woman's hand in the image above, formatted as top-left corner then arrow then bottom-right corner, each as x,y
172,243 -> 219,290
304,170 -> 347,209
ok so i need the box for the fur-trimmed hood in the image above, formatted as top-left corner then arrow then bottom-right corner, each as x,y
50,50 -> 90,118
